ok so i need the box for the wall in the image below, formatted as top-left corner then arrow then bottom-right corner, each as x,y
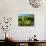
44,15 -> 46,40
0,0 -> 46,40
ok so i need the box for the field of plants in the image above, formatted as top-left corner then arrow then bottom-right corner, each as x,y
18,15 -> 34,26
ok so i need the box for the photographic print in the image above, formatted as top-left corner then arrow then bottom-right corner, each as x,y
18,14 -> 34,26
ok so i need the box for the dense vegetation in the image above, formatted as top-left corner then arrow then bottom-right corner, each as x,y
18,15 -> 34,26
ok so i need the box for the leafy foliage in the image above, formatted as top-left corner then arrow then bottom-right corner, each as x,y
18,15 -> 34,26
